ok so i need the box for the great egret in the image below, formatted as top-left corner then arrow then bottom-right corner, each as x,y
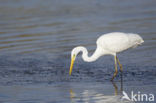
69,32 -> 144,81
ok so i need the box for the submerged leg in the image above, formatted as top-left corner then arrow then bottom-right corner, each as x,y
116,56 -> 123,72
116,56 -> 123,93
111,56 -> 118,81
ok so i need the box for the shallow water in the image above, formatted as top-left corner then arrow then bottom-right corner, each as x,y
0,0 -> 156,103
0,82 -> 155,103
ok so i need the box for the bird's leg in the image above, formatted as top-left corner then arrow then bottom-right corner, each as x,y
116,56 -> 123,72
111,81 -> 118,95
111,56 -> 118,81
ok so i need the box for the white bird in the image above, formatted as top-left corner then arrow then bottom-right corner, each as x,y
69,32 -> 144,80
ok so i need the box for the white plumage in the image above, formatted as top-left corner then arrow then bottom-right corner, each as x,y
69,32 -> 144,80
96,32 -> 144,55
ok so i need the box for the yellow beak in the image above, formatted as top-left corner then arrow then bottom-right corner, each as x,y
69,55 -> 75,75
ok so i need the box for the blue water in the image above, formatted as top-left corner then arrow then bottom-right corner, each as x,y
0,0 -> 156,103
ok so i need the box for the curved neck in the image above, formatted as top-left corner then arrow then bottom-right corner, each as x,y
77,46 -> 103,62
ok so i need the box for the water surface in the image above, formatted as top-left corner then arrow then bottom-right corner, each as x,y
0,0 -> 156,103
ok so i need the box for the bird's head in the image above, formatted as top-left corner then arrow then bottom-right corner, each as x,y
69,46 -> 85,75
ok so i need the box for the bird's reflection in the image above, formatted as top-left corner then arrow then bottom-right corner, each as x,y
70,89 -> 76,103
69,72 -> 124,103
111,72 -> 123,95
